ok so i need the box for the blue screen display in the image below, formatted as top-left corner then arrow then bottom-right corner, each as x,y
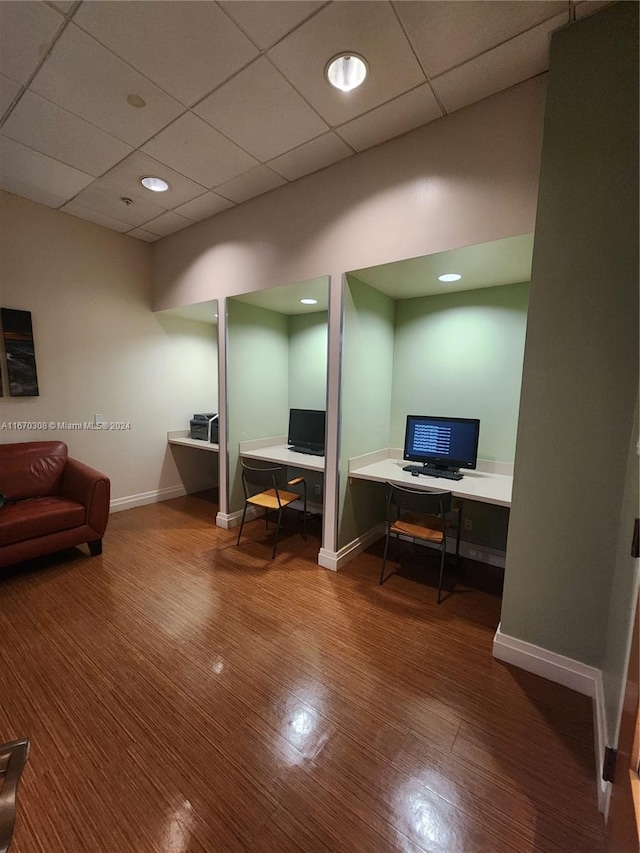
404,415 -> 480,469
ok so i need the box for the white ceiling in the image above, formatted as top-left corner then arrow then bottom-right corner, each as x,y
0,1 -> 611,242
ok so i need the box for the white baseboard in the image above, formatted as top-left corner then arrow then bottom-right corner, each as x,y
459,541 -> 505,568
493,624 -> 610,813
110,484 -> 187,513
319,523 -> 506,572
318,523 -> 386,571
216,506 -> 261,529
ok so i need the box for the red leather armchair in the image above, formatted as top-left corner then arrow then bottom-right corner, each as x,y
0,441 -> 110,569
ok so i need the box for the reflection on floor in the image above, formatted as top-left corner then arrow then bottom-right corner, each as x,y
0,493 -> 604,852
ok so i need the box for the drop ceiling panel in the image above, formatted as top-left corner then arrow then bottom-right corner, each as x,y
268,2 -> 425,126
173,192 -> 236,222
142,211 -> 194,237
65,182 -> 165,227
432,13 -> 567,113
220,1 -> 325,50
0,75 -> 21,118
1,91 -> 133,177
0,136 -> 93,208
74,1 -> 259,107
194,57 -> 329,162
337,84 -> 443,152
60,202 -> 132,233
127,228 -> 161,243
268,132 -> 351,181
0,1 -> 64,85
94,150 -> 206,210
395,0 -> 568,78
30,24 -> 184,147
215,166 -> 286,204
142,112 -> 258,189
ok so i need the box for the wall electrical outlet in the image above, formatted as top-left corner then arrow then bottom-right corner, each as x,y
314,483 -> 322,496
463,518 -> 473,531
94,413 -> 104,425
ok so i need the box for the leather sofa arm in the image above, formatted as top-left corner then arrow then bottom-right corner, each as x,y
62,458 -> 110,536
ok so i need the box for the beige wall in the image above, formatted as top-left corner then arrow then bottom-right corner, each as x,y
153,77 -> 546,309
0,194 -> 218,503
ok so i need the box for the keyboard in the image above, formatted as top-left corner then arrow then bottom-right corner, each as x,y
288,446 -> 324,457
402,464 -> 464,481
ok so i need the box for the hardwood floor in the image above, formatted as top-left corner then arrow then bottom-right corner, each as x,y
0,493 -> 605,852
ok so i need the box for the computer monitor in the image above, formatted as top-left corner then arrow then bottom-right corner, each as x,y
287,408 -> 326,455
403,415 -> 480,473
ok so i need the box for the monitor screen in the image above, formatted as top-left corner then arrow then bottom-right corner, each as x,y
403,415 -> 480,471
288,408 -> 326,453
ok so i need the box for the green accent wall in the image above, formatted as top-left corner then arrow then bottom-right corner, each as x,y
227,301 -> 329,513
288,312 -> 328,410
227,299 -> 290,511
339,275 -> 395,548
392,283 -> 529,462
338,279 -> 528,553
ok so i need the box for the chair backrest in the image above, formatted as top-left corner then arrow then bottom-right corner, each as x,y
241,462 -> 286,499
385,483 -> 452,519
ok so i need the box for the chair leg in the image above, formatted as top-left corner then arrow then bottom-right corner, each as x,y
88,539 -> 102,556
437,543 -> 447,605
271,508 -> 283,559
236,503 -> 249,546
379,529 -> 392,585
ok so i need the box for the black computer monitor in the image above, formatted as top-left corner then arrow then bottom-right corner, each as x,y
403,415 -> 480,473
287,408 -> 326,455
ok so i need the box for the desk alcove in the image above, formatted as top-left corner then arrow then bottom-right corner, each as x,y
155,300 -> 220,502
334,235 -> 532,574
225,277 -> 329,555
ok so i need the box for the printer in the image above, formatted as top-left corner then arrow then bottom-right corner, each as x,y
190,413 -> 219,443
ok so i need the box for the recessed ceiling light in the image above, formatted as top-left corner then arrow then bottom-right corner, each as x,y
300,298 -> 318,305
438,273 -> 462,282
140,176 -> 169,192
326,53 -> 368,92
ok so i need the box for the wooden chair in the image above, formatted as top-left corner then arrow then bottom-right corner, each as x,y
236,462 -> 307,559
0,738 -> 29,853
379,483 -> 463,604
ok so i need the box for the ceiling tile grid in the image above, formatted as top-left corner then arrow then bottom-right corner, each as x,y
0,0 -> 600,242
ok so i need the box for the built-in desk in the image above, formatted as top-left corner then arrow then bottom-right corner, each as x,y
167,430 -> 219,452
239,436 -> 325,472
348,448 -> 513,508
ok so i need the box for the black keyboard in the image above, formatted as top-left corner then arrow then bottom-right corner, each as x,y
402,465 -> 464,481
288,446 -> 324,457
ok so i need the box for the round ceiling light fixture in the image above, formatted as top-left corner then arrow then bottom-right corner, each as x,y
326,53 -> 368,92
438,273 -> 462,282
140,176 -> 169,192
300,298 -> 318,305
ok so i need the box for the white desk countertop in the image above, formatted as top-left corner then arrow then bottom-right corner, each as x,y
348,450 -> 512,508
167,430 -> 219,453
239,436 -> 325,472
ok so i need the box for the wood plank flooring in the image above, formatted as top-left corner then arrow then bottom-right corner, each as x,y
0,493 -> 605,852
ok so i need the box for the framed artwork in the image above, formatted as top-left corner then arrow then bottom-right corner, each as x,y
1,308 -> 39,397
